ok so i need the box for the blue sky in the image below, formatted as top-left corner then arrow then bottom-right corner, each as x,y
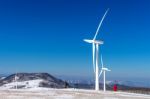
0,0 -> 150,81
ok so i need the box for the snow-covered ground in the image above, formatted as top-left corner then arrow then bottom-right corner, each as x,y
0,78 -> 150,99
0,88 -> 150,99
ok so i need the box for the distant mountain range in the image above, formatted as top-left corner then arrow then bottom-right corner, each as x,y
58,76 -> 150,88
106,80 -> 150,88
69,81 -> 150,94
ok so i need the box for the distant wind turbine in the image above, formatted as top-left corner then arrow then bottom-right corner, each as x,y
99,55 -> 111,92
14,71 -> 19,89
84,9 -> 109,91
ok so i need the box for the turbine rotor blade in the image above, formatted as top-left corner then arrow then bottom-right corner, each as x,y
92,43 -> 95,72
84,39 -> 93,43
93,8 -> 109,40
102,67 -> 111,71
99,70 -> 103,77
101,55 -> 104,68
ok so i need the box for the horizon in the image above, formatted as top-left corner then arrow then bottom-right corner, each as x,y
0,0 -> 150,82
1,72 -> 150,88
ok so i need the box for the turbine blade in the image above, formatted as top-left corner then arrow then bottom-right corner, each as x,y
93,8 -> 109,40
101,55 -> 104,68
84,39 -> 93,43
105,67 -> 111,71
92,43 -> 95,72
99,70 -> 103,77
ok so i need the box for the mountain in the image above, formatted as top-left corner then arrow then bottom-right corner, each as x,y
106,80 -> 150,88
0,73 -> 69,89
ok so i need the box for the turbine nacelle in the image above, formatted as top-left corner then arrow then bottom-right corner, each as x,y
84,39 -> 104,45
99,67 -> 111,77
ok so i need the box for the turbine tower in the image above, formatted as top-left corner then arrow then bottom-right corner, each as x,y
84,9 -> 109,91
99,55 -> 111,92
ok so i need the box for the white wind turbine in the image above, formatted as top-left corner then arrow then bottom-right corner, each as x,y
99,55 -> 111,92
84,9 -> 109,91
14,71 -> 19,89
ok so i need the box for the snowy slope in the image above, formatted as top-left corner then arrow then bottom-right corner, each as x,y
0,79 -> 43,89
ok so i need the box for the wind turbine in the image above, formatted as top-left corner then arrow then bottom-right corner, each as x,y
14,71 -> 19,89
84,9 -> 109,91
99,55 -> 111,92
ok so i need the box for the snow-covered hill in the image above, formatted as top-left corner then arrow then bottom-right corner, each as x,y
0,73 -> 69,89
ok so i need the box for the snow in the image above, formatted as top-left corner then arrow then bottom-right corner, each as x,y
0,79 -> 150,99
0,77 -> 6,80
0,79 -> 43,89
0,88 -> 149,99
